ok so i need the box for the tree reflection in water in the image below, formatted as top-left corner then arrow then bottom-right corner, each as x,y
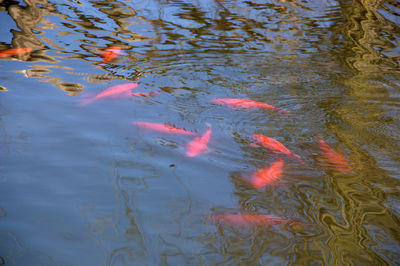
0,0 -> 399,265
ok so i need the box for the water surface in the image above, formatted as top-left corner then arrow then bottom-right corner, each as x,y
0,0 -> 399,265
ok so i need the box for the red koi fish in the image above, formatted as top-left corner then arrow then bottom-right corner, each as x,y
248,158 -> 284,189
133,121 -> 196,136
131,92 -> 159,97
186,125 -> 212,157
251,134 -> 304,164
79,83 -> 138,106
211,98 -> 289,115
0,47 -> 33,58
98,46 -> 121,65
208,213 -> 294,227
319,138 -> 352,173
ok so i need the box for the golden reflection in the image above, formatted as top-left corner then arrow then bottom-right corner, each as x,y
13,64 -> 86,95
341,0 -> 400,76
41,36 -> 65,50
311,0 -> 400,260
67,71 -> 119,84
1,0 -> 398,264
4,0 -> 145,95
7,1 -> 51,50
202,1 -> 400,264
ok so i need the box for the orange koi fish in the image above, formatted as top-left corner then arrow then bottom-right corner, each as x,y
186,125 -> 212,157
133,121 -> 196,136
319,138 -> 352,173
98,46 -> 121,65
0,47 -> 33,58
208,213 -> 294,227
251,134 -> 304,164
248,158 -> 284,189
211,98 -> 289,115
131,92 -> 159,97
79,83 -> 138,106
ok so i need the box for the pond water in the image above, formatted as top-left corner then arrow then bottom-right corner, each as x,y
0,0 -> 399,265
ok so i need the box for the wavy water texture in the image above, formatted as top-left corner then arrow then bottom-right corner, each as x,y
340,0 -> 400,76
0,0 -> 399,265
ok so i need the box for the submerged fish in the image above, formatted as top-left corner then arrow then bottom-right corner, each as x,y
319,138 -> 352,173
186,125 -> 212,157
78,83 -> 138,106
133,122 -> 196,136
251,134 -> 304,164
212,98 -> 289,115
98,46 -> 121,65
248,158 -> 284,189
208,213 -> 294,227
0,47 -> 33,58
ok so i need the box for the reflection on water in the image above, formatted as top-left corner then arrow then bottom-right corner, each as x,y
341,0 -> 400,76
0,0 -> 399,265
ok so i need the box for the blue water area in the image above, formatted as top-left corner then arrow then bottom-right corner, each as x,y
0,0 -> 399,265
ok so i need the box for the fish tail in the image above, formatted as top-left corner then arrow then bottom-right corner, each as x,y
276,108 -> 290,115
78,97 -> 96,106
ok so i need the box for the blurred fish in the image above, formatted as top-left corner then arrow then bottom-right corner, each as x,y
251,134 -> 304,164
98,46 -> 121,65
131,92 -> 159,97
212,98 -> 289,115
248,158 -> 284,189
186,125 -> 212,157
133,122 -> 196,136
78,83 -> 138,106
319,138 -> 352,173
0,47 -> 32,58
208,213 -> 294,227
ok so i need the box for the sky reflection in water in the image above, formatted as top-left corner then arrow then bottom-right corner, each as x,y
0,0 -> 399,265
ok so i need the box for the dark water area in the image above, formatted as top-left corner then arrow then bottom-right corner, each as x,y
0,0 -> 399,265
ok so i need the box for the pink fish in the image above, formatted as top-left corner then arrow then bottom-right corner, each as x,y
251,134 -> 304,164
133,122 -> 196,136
212,98 -> 289,115
79,83 -> 138,106
248,158 -> 284,189
0,47 -> 33,58
208,213 -> 294,228
98,46 -> 121,65
319,138 -> 352,173
186,125 -> 212,157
